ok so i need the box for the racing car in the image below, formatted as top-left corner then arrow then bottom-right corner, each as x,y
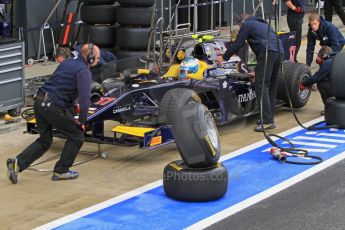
25,39 -> 311,153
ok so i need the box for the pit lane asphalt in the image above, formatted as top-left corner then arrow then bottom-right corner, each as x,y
207,159 -> 345,230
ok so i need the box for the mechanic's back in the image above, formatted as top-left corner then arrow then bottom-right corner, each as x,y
42,55 -> 90,107
223,16 -> 283,60
220,14 -> 283,132
6,44 -> 101,184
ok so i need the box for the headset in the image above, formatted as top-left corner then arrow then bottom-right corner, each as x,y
316,46 -> 332,64
87,43 -> 95,64
237,13 -> 250,26
237,16 -> 246,26
319,47 -> 331,59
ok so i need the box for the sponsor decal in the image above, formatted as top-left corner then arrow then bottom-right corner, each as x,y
113,105 -> 131,114
238,88 -> 256,103
150,136 -> 162,147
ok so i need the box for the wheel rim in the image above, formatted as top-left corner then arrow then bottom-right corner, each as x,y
205,114 -> 219,150
299,73 -> 311,100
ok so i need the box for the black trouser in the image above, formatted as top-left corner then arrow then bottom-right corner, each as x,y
16,99 -> 84,174
317,80 -> 333,105
287,16 -> 303,62
324,0 -> 345,25
255,51 -> 281,124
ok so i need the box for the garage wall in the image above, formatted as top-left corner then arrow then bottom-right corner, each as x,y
13,0 -> 65,62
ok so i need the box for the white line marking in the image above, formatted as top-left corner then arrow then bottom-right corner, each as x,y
220,117 -> 325,162
262,147 -> 328,153
33,181 -> 163,230
317,133 -> 345,138
34,117 -> 325,230
305,131 -> 318,135
283,141 -> 337,148
185,151 -> 345,230
294,136 -> 345,143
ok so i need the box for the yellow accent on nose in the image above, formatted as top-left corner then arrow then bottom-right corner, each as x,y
112,125 -> 155,137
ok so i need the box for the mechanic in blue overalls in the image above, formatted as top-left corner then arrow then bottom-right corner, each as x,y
306,12 -> 345,66
6,44 -> 101,184
300,46 -> 335,115
284,0 -> 305,62
217,14 -> 284,132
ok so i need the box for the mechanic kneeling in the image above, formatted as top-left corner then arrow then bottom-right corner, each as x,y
217,14 -> 284,132
6,43 -> 101,184
306,12 -> 345,67
300,46 -> 335,115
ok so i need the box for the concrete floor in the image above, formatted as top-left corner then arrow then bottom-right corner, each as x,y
0,13 -> 343,230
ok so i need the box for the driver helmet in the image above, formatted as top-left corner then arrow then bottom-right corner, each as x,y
179,57 -> 200,78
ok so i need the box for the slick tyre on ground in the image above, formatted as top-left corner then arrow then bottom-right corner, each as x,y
116,6 -> 153,26
325,98 -> 345,128
80,4 -> 117,24
163,160 -> 228,202
173,102 -> 221,168
331,52 -> 345,99
116,27 -> 151,50
117,0 -> 154,7
277,61 -> 312,108
158,88 -> 201,125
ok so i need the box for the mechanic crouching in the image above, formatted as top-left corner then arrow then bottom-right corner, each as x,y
217,14 -> 284,132
300,46 -> 335,115
306,12 -> 345,66
6,43 -> 101,184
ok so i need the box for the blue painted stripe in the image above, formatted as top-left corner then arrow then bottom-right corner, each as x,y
54,124 -> 345,230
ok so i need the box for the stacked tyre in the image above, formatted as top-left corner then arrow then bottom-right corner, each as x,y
160,88 -> 228,202
115,0 -> 154,71
80,0 -> 117,52
325,52 -> 345,128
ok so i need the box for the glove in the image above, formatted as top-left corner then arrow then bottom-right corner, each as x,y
294,6 -> 303,13
74,105 -> 80,114
299,83 -> 306,90
74,120 -> 85,132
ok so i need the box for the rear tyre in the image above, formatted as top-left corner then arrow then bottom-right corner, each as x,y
163,160 -> 228,202
277,62 -> 311,108
325,98 -> 345,128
